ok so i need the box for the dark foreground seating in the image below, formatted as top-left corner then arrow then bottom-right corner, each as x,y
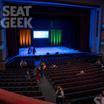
0,69 -> 44,100
47,60 -> 104,104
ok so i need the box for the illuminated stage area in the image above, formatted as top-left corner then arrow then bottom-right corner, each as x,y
19,46 -> 81,57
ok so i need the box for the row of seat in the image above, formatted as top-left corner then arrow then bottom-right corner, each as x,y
47,61 -> 104,104
0,68 -> 44,100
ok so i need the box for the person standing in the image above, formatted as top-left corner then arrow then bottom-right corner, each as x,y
40,62 -> 47,77
33,47 -> 36,54
56,86 -> 64,104
35,67 -> 41,83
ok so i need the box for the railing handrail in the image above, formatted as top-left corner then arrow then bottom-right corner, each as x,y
0,89 -> 54,104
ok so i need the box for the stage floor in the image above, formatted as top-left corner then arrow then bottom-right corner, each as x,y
19,46 -> 81,57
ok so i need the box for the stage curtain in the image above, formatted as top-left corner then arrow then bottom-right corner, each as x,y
6,28 -> 19,57
19,29 -> 31,47
50,29 -> 62,46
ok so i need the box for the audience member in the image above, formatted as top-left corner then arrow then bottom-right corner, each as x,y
96,59 -> 102,66
96,59 -> 104,71
51,64 -> 58,68
56,86 -> 64,104
20,60 -> 24,68
77,70 -> 85,75
35,67 -> 41,82
80,70 -> 85,74
26,70 -> 31,80
20,60 -> 27,69
40,62 -> 47,77
94,91 -> 104,104
20,60 -> 30,80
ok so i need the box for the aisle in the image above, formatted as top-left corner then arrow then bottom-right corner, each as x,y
38,77 -> 56,103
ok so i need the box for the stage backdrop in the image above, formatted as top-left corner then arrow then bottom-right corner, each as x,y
31,12 -> 90,51
6,3 -> 90,57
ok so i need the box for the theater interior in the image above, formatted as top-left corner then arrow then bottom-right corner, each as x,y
0,0 -> 104,104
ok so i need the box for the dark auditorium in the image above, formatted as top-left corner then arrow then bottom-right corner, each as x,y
0,0 -> 104,104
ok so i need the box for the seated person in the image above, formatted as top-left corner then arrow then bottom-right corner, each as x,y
76,70 -> 85,75
20,60 -> 24,68
101,64 -> 104,71
96,59 -> 102,66
94,91 -> 104,104
20,60 -> 27,69
96,59 -> 104,71
50,64 -> 58,68
26,70 -> 30,80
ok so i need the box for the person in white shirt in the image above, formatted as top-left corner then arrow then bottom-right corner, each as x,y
20,60 -> 27,69
94,91 -> 104,104
20,60 -> 24,68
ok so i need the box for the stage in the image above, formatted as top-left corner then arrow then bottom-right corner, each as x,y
19,46 -> 81,57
